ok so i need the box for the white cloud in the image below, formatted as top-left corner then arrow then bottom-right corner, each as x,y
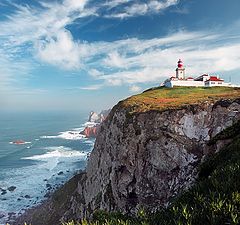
77,29 -> 240,87
129,85 -> 142,93
103,51 -> 127,68
103,0 -> 133,9
0,0 -> 180,71
105,0 -> 179,18
80,84 -> 103,90
36,30 -> 82,69
0,0 -> 96,70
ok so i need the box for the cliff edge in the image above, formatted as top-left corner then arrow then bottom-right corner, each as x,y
15,87 -> 240,225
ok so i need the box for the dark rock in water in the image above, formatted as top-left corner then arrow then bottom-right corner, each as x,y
44,192 -> 51,198
43,179 -> 48,182
8,186 -> 16,192
0,214 -> 5,219
58,171 -> 64,175
24,195 -> 31,199
2,198 -> 7,201
8,212 -> 16,219
46,183 -> 52,191
66,170 -> 70,173
12,140 -> 26,145
17,198 -> 21,201
1,190 -> 7,195
46,183 -> 51,188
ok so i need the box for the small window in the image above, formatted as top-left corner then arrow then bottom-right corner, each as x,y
211,82 -> 215,84
218,82 -> 222,84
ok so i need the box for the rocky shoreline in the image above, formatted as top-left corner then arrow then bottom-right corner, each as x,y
14,172 -> 86,225
3,169 -> 76,224
10,110 -> 111,225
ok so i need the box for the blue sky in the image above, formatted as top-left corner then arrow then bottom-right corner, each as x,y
0,0 -> 240,111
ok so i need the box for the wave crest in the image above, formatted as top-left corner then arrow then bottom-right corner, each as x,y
22,146 -> 87,161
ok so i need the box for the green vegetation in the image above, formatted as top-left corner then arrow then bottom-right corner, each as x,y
119,86 -> 240,114
61,121 -> 240,225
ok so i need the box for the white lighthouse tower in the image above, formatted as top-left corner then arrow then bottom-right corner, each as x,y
176,59 -> 185,79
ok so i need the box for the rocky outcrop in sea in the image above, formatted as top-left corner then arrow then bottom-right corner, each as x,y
81,110 -> 111,138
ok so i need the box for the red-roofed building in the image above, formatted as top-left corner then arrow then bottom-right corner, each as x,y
205,76 -> 225,87
162,60 -> 231,88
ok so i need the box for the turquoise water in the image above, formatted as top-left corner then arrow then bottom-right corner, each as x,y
0,111 -> 94,223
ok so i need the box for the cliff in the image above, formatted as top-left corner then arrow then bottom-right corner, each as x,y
15,87 -> 240,225
81,110 -> 111,138
81,126 -> 99,138
88,110 -> 111,124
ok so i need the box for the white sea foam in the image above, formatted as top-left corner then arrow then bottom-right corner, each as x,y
40,122 -> 99,141
84,121 -> 98,127
40,135 -> 58,139
22,146 -> 87,161
9,141 -> 32,145
84,139 -> 95,146
40,130 -> 85,140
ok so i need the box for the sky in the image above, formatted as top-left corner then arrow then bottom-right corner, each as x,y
0,0 -> 240,112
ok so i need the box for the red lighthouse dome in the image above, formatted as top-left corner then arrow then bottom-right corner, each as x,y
178,59 -> 183,68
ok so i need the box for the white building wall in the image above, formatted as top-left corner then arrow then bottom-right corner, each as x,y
169,80 -> 204,87
205,81 -> 231,87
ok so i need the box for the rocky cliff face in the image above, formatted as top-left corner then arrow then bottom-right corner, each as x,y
62,98 -> 240,220
81,126 -> 99,138
88,110 -> 111,123
81,110 -> 111,138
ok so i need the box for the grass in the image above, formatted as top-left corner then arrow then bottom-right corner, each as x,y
119,86 -> 240,114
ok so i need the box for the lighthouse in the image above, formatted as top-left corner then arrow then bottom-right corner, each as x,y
176,59 -> 185,79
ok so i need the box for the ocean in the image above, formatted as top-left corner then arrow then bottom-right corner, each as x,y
0,111 -> 95,224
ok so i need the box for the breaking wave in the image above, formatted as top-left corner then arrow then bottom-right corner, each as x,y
22,146 -> 87,161
40,130 -> 85,140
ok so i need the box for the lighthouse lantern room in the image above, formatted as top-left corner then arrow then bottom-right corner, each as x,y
176,59 -> 185,79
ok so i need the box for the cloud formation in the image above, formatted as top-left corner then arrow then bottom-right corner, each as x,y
0,0 -> 180,73
1,0 -> 240,95
129,85 -> 142,93
105,0 -> 179,18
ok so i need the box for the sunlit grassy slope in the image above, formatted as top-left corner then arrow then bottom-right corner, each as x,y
120,86 -> 240,114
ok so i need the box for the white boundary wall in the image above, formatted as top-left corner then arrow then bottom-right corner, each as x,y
165,80 -> 204,88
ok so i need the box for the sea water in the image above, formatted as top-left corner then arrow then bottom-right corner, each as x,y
0,111 -> 95,223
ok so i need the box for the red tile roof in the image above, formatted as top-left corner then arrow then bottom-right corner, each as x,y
206,76 -> 224,82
